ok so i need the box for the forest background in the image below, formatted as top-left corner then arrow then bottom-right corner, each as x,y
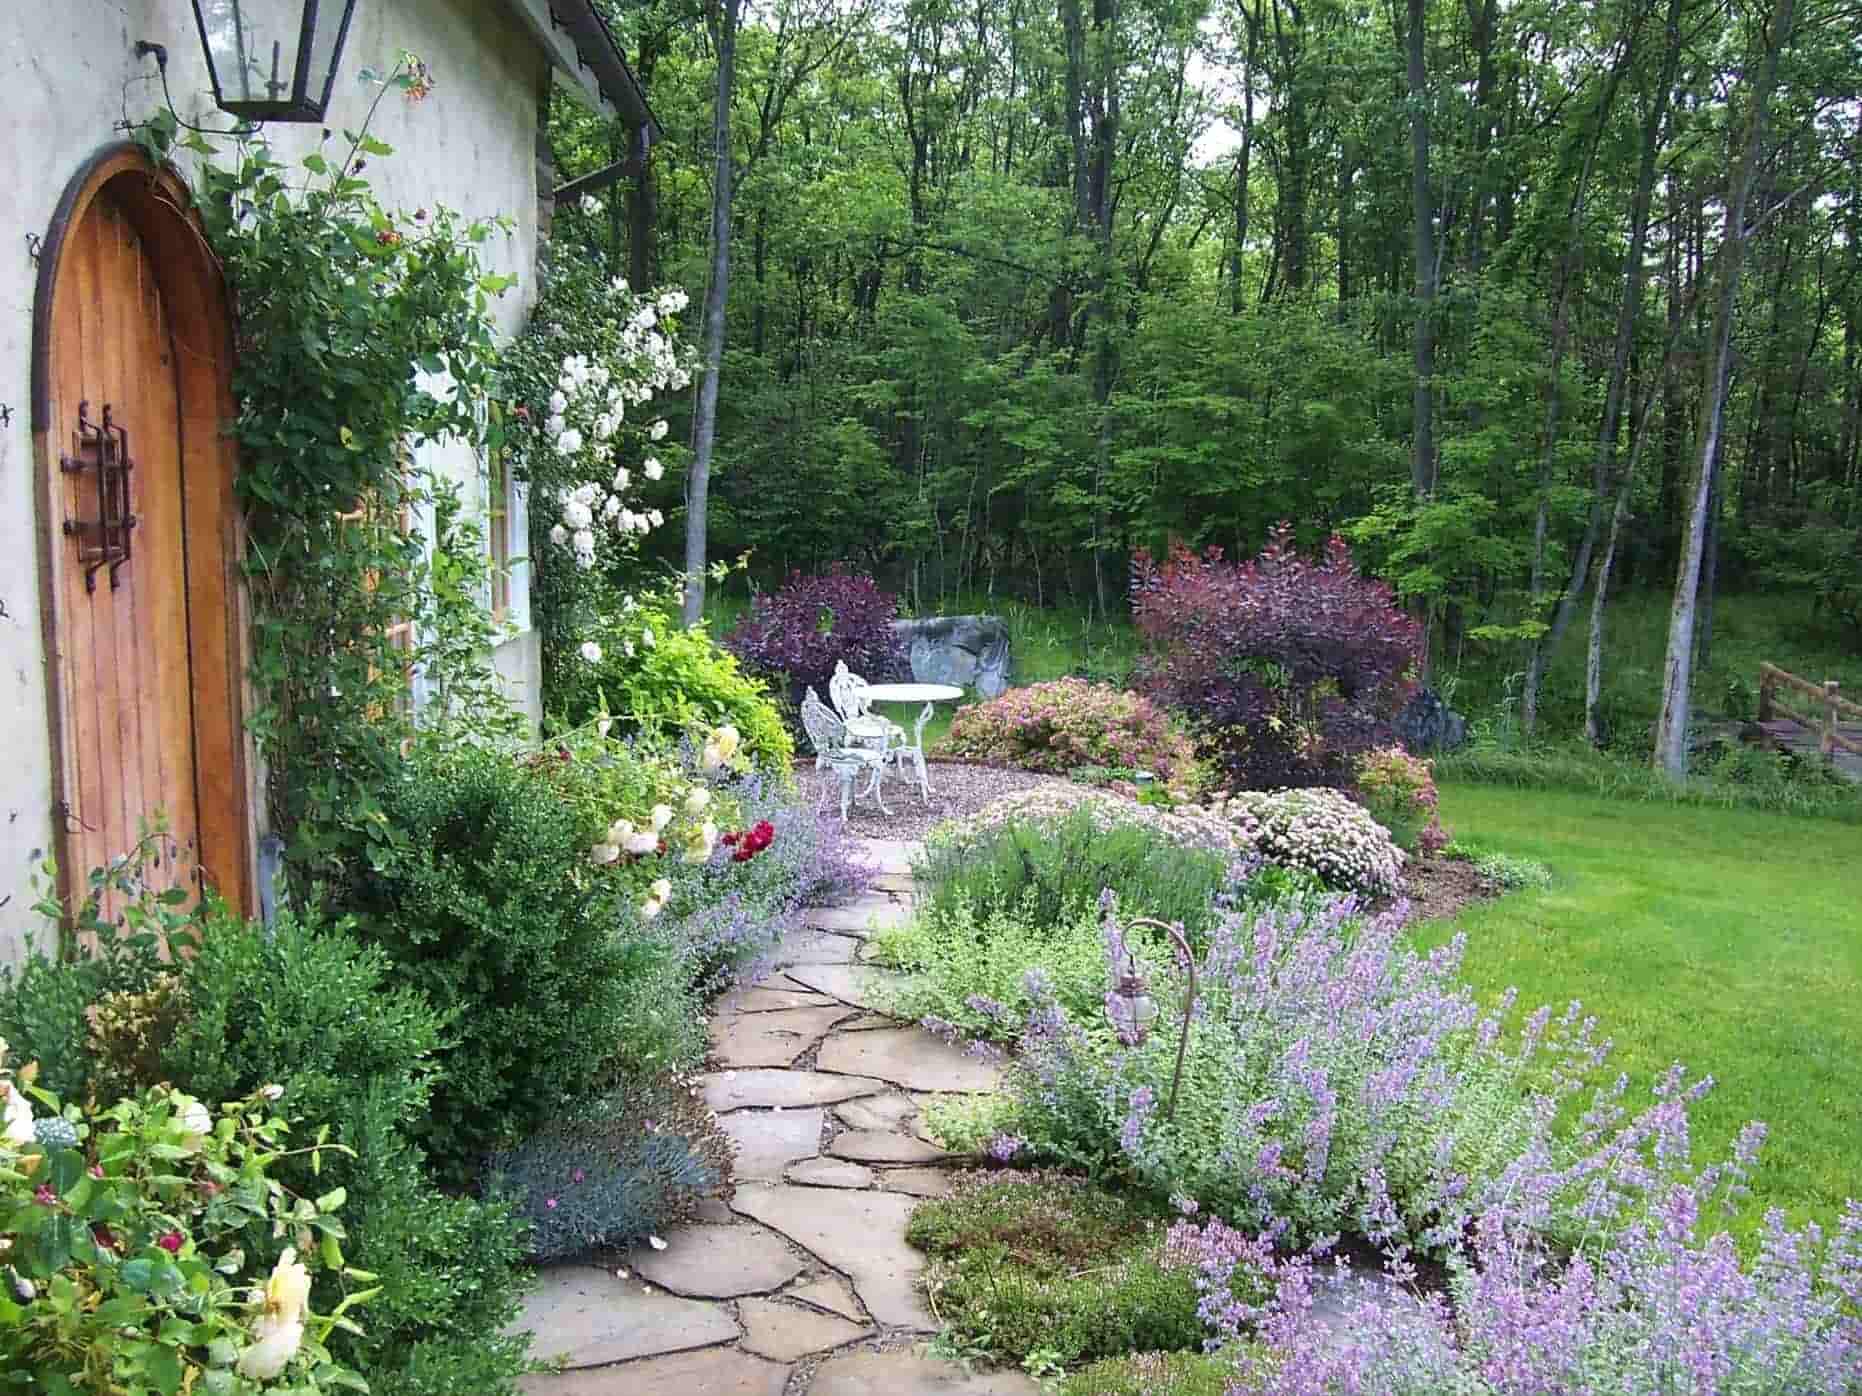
546,0 -> 1861,759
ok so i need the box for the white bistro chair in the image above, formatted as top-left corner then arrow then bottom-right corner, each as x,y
800,685 -> 891,820
828,661 -> 928,804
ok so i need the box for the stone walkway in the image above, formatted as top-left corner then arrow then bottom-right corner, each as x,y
514,837 -> 1040,1396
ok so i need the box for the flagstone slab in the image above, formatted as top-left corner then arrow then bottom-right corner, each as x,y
737,1298 -> 869,1362
783,1273 -> 867,1323
717,1108 -> 824,1181
703,1070 -> 886,1112
625,1224 -> 805,1298
782,964 -> 908,1014
719,986 -> 841,1014
806,1351 -> 1042,1395
730,1184 -> 931,1329
851,837 -> 919,872
876,1167 -> 954,1198
773,929 -> 861,965
833,1093 -> 919,1133
512,1266 -> 737,1369
815,1028 -> 1002,1094
806,900 -> 911,934
828,1130 -> 949,1164
786,1157 -> 876,1188
519,1345 -> 788,1395
870,870 -> 917,893
708,1007 -> 852,1069
836,1011 -> 900,1030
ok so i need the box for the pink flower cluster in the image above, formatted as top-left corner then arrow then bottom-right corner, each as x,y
940,678 -> 1208,791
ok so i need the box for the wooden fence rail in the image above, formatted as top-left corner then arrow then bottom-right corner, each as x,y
1757,663 -> 1862,759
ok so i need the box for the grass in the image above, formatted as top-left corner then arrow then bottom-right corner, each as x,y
1415,781 -> 1862,1245
906,1173 -> 1206,1373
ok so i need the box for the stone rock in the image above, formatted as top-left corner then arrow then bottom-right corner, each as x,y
730,1184 -> 931,1329
829,1130 -> 949,1164
774,929 -> 861,965
850,837 -> 920,876
783,1272 -> 867,1323
626,1223 -> 804,1298
693,1196 -> 738,1225
833,1093 -> 918,1133
717,1108 -> 824,1182
703,1070 -> 886,1112
737,1298 -> 868,1362
510,1266 -> 738,1369
837,1011 -> 900,1031
891,615 -> 1012,698
519,1345 -> 788,1396
807,1350 -> 1042,1394
786,1157 -> 876,1188
877,1167 -> 953,1198
1394,687 -> 1468,754
806,899 -> 910,934
719,986 -> 840,1014
783,964 -> 909,1014
709,1007 -> 851,1069
816,1028 -> 1002,1094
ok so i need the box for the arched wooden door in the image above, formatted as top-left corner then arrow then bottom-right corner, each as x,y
32,146 -> 252,920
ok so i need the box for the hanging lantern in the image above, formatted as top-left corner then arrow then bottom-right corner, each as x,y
1107,957 -> 1159,1046
190,0 -> 360,122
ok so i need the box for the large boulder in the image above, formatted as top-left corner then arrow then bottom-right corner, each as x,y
889,615 -> 1012,697
1394,687 -> 1468,754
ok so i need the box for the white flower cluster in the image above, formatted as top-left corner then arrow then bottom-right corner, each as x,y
1212,786 -> 1405,896
540,282 -> 696,571
929,784 -> 1248,858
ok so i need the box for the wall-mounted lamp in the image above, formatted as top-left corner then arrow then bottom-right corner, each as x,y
188,0 -> 360,123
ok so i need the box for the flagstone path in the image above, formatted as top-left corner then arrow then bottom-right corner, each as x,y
514,837 -> 1041,1396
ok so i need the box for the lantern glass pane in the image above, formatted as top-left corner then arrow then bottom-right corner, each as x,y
195,0 -> 296,106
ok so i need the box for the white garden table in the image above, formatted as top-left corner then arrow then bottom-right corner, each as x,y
846,682 -> 963,804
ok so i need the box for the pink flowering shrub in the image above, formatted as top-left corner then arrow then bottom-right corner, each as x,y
1353,746 -> 1448,855
1132,525 -> 1422,789
929,785 -> 1247,860
940,679 -> 1211,792
1207,786 -> 1404,895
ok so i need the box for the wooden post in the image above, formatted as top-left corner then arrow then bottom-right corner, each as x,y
1825,680 -> 1840,758
1758,665 -> 1775,721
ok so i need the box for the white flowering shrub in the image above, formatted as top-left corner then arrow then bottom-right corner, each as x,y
929,784 -> 1249,860
502,254 -> 700,703
1209,786 -> 1404,896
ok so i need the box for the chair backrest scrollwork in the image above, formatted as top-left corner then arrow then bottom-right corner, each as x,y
800,685 -> 848,756
828,660 -> 873,721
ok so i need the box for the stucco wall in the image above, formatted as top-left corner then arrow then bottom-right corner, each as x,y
0,0 -> 551,959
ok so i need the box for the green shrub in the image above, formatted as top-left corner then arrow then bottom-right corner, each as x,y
940,679 -> 1212,795
1441,839 -> 1553,892
906,1174 -> 1204,1370
553,602 -> 793,774
0,1057 -> 367,1394
344,746 -> 648,1181
916,807 -> 1236,943
488,1073 -> 731,1262
1058,1352 -> 1237,1396
161,906 -> 531,1394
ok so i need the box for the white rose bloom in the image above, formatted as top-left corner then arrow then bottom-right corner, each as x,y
650,419 -> 669,441
265,1249 -> 312,1326
604,495 -> 622,520
580,641 -> 603,664
650,878 -> 673,902
237,1316 -> 304,1381
557,428 -> 585,456
590,842 -> 621,865
1,1082 -> 33,1147
545,414 -> 566,437
549,390 -> 568,414
617,509 -> 639,533
648,509 -> 665,528
608,819 -> 636,844
650,804 -> 674,832
580,194 -> 601,214
623,641 -> 636,658
177,1096 -> 212,1138
561,500 -> 593,531
639,896 -> 663,921
623,830 -> 659,855
613,467 -> 631,491
611,275 -> 630,293
573,481 -> 601,506
683,787 -> 710,814
643,457 -> 664,481
549,523 -> 569,547
641,628 -> 655,648
682,820 -> 719,864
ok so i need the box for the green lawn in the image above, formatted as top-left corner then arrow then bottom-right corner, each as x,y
1417,782 -> 1862,1243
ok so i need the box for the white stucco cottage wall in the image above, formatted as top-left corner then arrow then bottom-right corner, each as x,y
0,0 -> 581,959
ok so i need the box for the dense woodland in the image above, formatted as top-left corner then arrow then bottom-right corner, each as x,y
552,0 -> 1862,758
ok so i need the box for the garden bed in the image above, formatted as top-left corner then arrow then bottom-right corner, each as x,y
792,760 -> 1078,838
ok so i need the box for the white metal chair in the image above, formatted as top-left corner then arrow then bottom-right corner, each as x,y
800,685 -> 890,820
828,662 -> 927,805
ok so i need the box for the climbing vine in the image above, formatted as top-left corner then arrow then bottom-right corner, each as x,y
141,58 -> 522,896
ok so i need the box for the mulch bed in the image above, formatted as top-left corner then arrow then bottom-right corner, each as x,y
1394,854 -> 1499,925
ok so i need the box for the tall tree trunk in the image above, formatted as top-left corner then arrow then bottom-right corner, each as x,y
1654,0 -> 1795,777
683,0 -> 743,626
1405,0 -> 1437,499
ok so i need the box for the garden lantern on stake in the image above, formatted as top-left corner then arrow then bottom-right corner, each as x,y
190,0 -> 359,122
1106,916 -> 1197,1123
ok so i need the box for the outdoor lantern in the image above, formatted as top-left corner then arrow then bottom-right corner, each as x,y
1107,957 -> 1159,1045
190,0 -> 359,122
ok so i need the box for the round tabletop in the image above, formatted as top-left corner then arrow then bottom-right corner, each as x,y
861,683 -> 964,703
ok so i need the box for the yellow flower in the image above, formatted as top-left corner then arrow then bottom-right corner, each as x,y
265,1247 -> 312,1325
